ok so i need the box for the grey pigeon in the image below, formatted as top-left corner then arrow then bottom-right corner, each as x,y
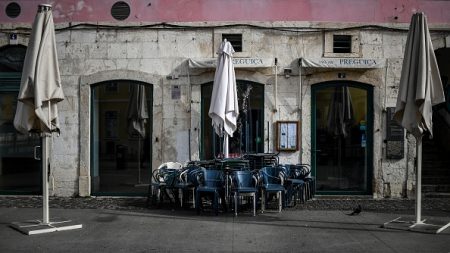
348,204 -> 362,215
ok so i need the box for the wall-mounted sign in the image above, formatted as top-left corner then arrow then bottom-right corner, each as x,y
300,58 -> 384,69
386,107 -> 404,141
189,58 -> 273,69
386,107 -> 404,159
171,85 -> 181,100
276,121 -> 299,152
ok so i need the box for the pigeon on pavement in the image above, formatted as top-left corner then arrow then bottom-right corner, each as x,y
347,204 -> 362,215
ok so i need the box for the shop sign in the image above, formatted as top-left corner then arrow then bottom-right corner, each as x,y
189,58 -> 273,69
301,58 -> 384,69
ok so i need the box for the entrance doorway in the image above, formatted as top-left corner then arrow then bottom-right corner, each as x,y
0,45 -> 41,194
311,81 -> 373,194
91,80 -> 152,195
201,80 -> 264,159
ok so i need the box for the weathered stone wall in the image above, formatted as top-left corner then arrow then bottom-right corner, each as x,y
1,22 -> 449,197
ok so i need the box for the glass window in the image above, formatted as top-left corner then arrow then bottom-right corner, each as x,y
201,81 -> 264,159
0,45 -> 41,194
91,81 -> 152,195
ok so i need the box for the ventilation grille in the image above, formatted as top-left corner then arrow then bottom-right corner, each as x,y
111,1 -> 130,21
222,34 -> 243,52
333,35 -> 352,53
6,2 -> 21,18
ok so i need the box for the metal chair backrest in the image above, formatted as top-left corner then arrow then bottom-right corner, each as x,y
260,166 -> 282,185
200,168 -> 224,188
232,170 -> 256,189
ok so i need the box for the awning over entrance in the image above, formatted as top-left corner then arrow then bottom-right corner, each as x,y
189,58 -> 274,69
300,58 -> 385,69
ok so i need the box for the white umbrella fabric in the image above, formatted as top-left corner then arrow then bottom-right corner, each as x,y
384,12 -> 448,234
127,84 -> 149,184
209,40 -> 239,158
11,4 -> 81,235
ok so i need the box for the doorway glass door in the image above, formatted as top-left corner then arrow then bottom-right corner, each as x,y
91,80 -> 152,195
312,81 -> 373,194
0,45 -> 41,194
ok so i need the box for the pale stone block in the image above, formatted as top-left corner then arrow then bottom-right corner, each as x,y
127,42 -> 144,58
87,42 -> 108,59
55,30 -> 70,43
115,59 -> 129,69
108,43 -> 127,58
96,30 -> 118,43
362,44 -> 383,58
70,30 -> 97,43
382,33 -> 405,46
84,59 -> 115,74
66,43 -> 88,59
361,32 -> 383,45
60,75 -> 80,97
141,41 -> 159,58
56,42 -> 66,60
59,58 -> 86,76
384,44 -> 404,58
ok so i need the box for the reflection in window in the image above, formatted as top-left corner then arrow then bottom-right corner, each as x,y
201,81 -> 264,159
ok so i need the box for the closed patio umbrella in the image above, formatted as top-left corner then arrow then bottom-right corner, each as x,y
386,12 -> 447,233
209,39 -> 239,158
127,84 -> 149,184
11,4 -> 81,235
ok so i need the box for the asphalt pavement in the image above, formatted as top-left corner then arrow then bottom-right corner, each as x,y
0,197 -> 449,252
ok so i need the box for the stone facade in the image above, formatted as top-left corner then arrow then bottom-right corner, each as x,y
1,19 -> 449,198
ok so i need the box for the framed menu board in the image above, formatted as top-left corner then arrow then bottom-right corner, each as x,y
276,121 -> 299,151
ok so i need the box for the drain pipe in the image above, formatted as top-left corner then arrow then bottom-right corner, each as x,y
274,58 -> 278,114
298,58 -> 303,163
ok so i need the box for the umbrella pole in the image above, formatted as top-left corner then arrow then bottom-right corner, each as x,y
42,134 -> 50,225
415,135 -> 423,224
224,134 -> 229,158
43,100 -> 51,224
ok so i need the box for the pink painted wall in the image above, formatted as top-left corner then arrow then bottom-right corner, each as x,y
1,0 -> 449,24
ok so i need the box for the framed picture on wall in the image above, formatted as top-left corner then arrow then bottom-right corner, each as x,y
276,121 -> 299,151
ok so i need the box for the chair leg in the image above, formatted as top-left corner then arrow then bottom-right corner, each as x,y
214,192 -> 219,216
192,188 -> 196,208
261,189 -> 265,213
234,192 -> 238,217
253,193 -> 256,217
278,191 -> 282,212
195,192 -> 201,214
179,189 -> 183,208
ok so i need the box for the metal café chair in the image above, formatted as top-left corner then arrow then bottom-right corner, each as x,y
295,164 -> 315,200
147,162 -> 183,207
175,165 -> 203,208
280,164 -> 306,206
195,168 -> 226,215
230,170 -> 258,216
259,166 -> 285,213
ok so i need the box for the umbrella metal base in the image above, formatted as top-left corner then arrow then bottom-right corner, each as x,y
383,216 -> 450,234
10,218 -> 82,235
